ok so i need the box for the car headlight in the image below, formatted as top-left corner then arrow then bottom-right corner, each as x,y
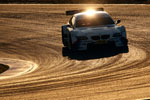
113,33 -> 122,37
76,36 -> 88,40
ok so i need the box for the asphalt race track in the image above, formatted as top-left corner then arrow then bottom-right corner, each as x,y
0,4 -> 150,100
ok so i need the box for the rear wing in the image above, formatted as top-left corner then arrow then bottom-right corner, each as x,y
66,8 -> 104,15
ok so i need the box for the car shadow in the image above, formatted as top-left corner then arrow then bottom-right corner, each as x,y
62,46 -> 129,60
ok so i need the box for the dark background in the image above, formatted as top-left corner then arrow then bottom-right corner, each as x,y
0,0 -> 150,4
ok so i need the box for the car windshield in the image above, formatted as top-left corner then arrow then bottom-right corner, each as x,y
75,13 -> 115,28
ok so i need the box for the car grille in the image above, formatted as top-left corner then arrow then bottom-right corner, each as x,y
101,35 -> 110,39
91,36 -> 100,40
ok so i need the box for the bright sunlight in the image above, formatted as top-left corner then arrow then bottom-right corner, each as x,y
85,9 -> 96,16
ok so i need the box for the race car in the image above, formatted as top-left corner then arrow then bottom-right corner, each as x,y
62,8 -> 128,51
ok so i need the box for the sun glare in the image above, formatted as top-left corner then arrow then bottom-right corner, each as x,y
85,9 -> 96,16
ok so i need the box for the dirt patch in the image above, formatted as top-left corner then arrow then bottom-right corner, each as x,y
0,64 -> 9,74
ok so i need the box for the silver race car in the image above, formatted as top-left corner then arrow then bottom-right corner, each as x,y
62,8 -> 128,51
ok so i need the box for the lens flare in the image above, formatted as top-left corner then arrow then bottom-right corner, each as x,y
85,9 -> 96,16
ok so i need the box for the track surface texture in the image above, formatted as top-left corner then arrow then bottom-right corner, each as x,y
0,4 -> 150,100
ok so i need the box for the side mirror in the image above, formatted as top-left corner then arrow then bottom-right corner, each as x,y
116,20 -> 121,24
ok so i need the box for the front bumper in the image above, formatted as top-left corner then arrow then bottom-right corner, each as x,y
72,37 -> 127,51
